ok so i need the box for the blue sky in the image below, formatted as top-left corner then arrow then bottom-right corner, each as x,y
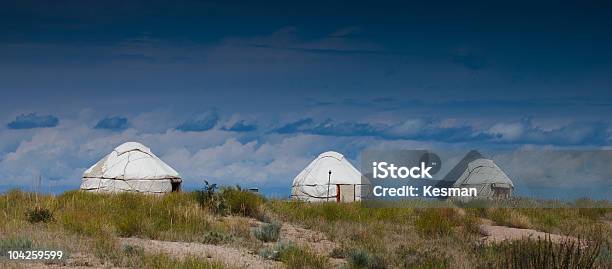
0,1 -> 611,198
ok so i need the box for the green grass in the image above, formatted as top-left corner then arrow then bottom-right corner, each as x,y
221,187 -> 265,219
260,241 -> 328,269
414,209 -> 455,237
0,236 -> 33,255
53,191 -> 219,240
0,189 -> 610,268
267,200 -> 416,225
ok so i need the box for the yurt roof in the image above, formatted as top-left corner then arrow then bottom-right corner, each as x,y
452,158 -> 513,187
292,151 -> 361,186
83,141 -> 181,181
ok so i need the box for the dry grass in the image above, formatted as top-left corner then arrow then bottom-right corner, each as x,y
267,200 -> 611,268
0,189 -> 262,268
260,241 -> 329,269
1,190 -> 610,268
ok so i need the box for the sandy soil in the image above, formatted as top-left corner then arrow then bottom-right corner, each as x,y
119,237 -> 282,269
479,224 -> 580,244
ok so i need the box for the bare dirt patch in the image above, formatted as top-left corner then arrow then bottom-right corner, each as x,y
479,224 -> 580,244
119,237 -> 282,269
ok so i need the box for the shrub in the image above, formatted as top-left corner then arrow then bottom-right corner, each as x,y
348,249 -> 371,268
26,207 -> 54,223
253,222 -> 281,242
195,180 -> 227,215
122,244 -> 145,257
201,231 -> 232,245
347,248 -> 386,269
221,186 -> 264,218
260,241 -> 294,260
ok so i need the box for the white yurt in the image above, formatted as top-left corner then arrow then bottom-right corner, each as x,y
291,151 -> 363,202
80,141 -> 182,194
442,150 -> 514,199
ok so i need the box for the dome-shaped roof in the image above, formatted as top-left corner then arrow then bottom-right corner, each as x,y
453,158 -> 513,187
114,141 -> 153,155
316,151 -> 345,160
82,141 -> 181,181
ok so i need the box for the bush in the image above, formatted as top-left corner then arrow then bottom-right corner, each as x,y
122,244 -> 145,257
201,231 -> 233,245
195,180 -> 227,215
260,241 -> 294,260
348,249 -> 371,268
347,249 -> 386,269
253,222 -> 281,242
221,186 -> 264,218
26,207 -> 54,223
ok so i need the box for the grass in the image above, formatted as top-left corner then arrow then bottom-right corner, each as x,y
471,207 -> 612,241
268,200 -> 611,268
0,189 -> 610,268
414,209 -> 455,237
0,237 -> 34,256
394,244 -> 451,269
140,254 -> 226,269
260,241 -> 329,269
478,236 -> 606,269
0,189 -> 265,268
221,187 -> 265,219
